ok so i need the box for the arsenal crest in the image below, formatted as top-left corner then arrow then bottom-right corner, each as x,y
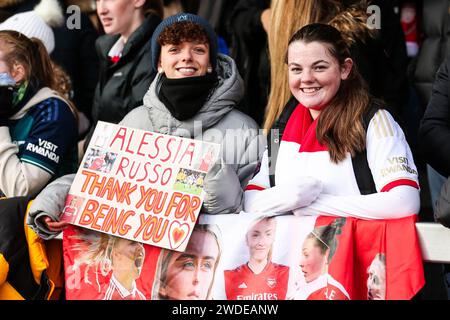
267,278 -> 277,288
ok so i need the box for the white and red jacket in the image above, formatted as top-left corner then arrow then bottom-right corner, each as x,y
245,104 -> 420,219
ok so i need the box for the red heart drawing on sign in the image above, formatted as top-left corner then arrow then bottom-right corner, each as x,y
173,228 -> 185,243
168,221 -> 190,250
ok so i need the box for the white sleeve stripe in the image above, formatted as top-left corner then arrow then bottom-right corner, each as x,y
21,157 -> 55,175
378,111 -> 391,137
372,112 -> 382,139
380,110 -> 394,137
373,110 -> 394,138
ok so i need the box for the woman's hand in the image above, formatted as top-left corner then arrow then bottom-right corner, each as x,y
41,216 -> 69,232
245,176 -> 323,214
26,173 -> 76,239
203,162 -> 243,214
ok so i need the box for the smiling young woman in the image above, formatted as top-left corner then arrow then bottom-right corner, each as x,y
157,21 -> 211,79
244,24 -> 420,222
28,13 -> 262,240
287,40 -> 352,121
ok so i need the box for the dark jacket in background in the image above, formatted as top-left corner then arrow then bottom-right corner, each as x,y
419,58 -> 450,177
349,0 -> 408,118
227,0 -> 271,126
369,0 -> 409,117
436,175 -> 450,227
413,0 -> 450,112
197,0 -> 239,49
51,8 -> 99,120
90,14 -> 161,128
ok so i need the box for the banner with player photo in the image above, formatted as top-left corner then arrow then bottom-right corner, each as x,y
63,213 -> 424,300
61,122 -> 220,252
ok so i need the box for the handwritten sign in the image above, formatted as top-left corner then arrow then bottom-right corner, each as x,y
62,121 -> 220,251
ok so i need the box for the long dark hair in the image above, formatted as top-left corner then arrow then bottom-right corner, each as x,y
307,218 -> 346,263
287,23 -> 371,163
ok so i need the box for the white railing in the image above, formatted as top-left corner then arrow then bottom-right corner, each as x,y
416,222 -> 450,263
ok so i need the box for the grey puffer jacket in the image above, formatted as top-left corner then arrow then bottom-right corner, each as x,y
28,54 -> 264,239
120,54 -> 264,214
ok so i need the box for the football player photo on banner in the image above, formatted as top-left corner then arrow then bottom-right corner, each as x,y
63,213 -> 424,300
64,226 -> 161,300
288,217 -> 350,300
220,215 -> 293,300
151,223 -> 223,300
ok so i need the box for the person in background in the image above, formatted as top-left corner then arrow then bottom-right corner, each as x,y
227,0 -> 270,126
420,57 -> 450,218
414,0 -> 450,300
415,0 -> 449,215
0,0 -> 81,130
0,30 -> 78,197
0,0 -> 99,137
84,0 -> 163,148
162,0 -> 183,18
400,1 -> 420,58
197,0 -> 238,55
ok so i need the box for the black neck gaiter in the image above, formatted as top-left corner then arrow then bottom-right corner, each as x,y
0,77 -> 39,119
158,73 -> 218,121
